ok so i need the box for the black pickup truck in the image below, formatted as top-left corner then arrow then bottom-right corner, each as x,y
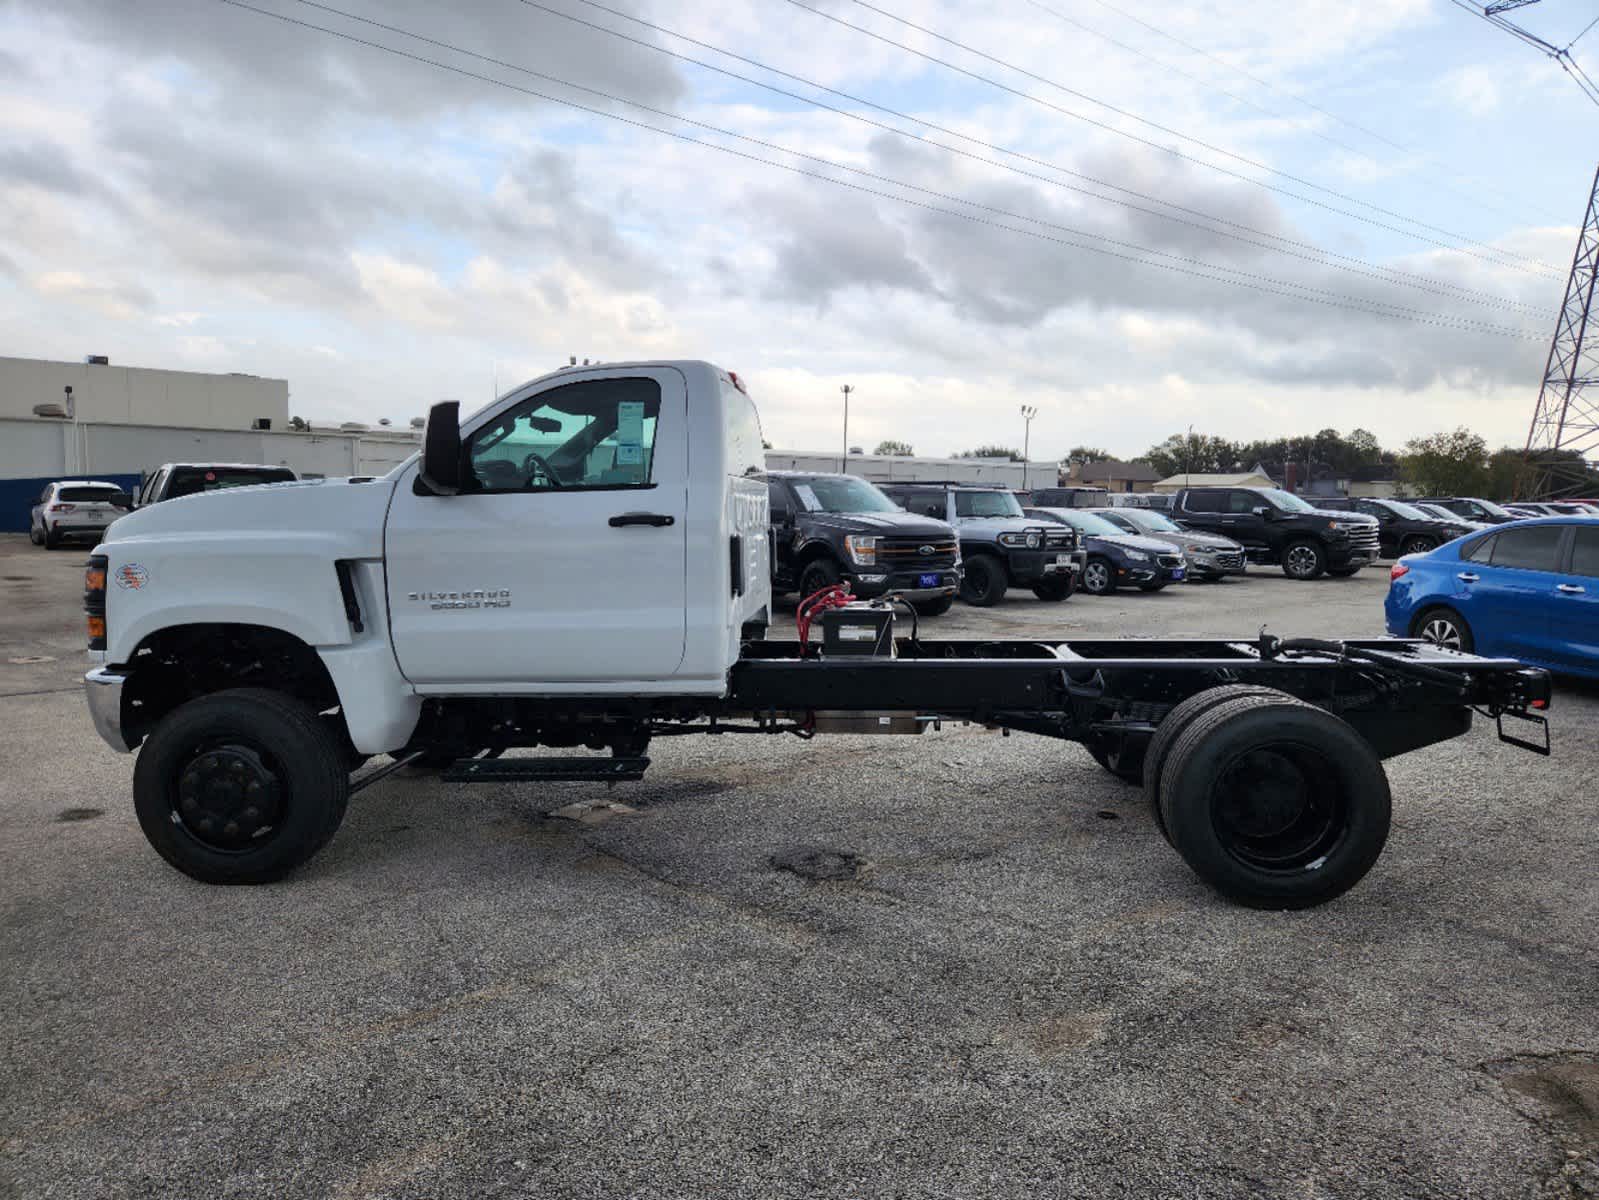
1316,497 -> 1475,558
1171,485 -> 1380,579
765,472 -> 962,615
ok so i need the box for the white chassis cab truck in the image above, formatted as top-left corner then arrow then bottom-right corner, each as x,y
82,361 -> 1553,909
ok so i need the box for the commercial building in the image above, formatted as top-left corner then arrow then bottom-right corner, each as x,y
1066,458 -> 1160,494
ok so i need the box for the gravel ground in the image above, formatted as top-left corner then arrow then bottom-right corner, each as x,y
1,534 -> 1595,1199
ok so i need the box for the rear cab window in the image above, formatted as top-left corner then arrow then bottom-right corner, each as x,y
166,466 -> 296,499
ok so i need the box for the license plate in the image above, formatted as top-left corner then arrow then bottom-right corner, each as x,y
918,573 -> 940,588
1172,568 -> 1186,580
1055,554 -> 1072,565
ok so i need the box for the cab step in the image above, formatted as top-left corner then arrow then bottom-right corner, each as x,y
441,756 -> 650,783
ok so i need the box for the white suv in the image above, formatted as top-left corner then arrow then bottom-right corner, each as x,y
29,480 -> 131,549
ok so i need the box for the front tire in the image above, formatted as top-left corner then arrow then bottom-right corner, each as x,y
1081,556 -> 1116,595
133,688 -> 350,884
798,557 -> 843,600
1412,606 -> 1474,653
1158,695 -> 1391,909
1281,540 -> 1325,580
959,554 -> 1008,606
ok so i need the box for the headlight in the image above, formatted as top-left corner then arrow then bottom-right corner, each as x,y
843,534 -> 878,565
1327,521 -> 1354,533
1124,550 -> 1149,562
1182,543 -> 1208,555
997,532 -> 1029,548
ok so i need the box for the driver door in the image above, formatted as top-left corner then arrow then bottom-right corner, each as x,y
385,367 -> 688,686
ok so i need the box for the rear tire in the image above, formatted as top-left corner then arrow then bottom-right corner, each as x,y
1081,556 -> 1116,595
798,557 -> 843,600
1411,606 -> 1474,653
43,528 -> 62,550
28,522 -> 43,546
1031,576 -> 1073,602
959,554 -> 1008,606
1142,685 -> 1305,845
1400,535 -> 1437,556
1158,695 -> 1391,909
1281,540 -> 1325,580
132,688 -> 350,885
912,594 -> 955,617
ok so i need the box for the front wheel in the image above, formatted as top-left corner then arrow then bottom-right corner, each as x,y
132,688 -> 350,884
1031,576 -> 1074,601
912,594 -> 955,617
1281,540 -> 1325,580
1412,606 -> 1474,653
1080,556 -> 1116,595
959,555 -> 1008,606
798,557 -> 843,600
1157,695 -> 1391,909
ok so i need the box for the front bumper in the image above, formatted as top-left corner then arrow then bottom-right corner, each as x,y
1183,548 -> 1247,577
49,522 -> 113,538
845,567 -> 962,599
1006,548 -> 1086,585
85,667 -> 136,753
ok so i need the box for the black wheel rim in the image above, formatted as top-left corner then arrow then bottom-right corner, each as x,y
172,740 -> 287,853
965,562 -> 991,599
1208,741 -> 1347,871
1285,545 -> 1319,577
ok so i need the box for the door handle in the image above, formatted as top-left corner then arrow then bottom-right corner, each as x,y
1456,572 -> 1479,583
609,512 -> 675,528
1557,583 -> 1586,594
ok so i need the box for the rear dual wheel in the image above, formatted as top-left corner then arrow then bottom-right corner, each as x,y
1144,687 -> 1391,909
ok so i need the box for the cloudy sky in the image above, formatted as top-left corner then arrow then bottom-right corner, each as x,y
1,0 -> 1595,460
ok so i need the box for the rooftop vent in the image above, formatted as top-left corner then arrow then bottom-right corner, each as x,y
85,354 -> 109,366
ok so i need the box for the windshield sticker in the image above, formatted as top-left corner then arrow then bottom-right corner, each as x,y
616,400 -> 645,445
792,483 -> 822,512
114,563 -> 149,590
614,443 -> 643,466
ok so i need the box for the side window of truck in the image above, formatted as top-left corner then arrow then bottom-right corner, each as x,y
1181,491 -> 1222,513
1226,491 -> 1260,514
466,377 -> 661,493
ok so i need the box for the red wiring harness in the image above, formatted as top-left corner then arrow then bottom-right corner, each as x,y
796,583 -> 854,652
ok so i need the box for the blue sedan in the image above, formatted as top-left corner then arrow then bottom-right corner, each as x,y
1384,517 -> 1599,680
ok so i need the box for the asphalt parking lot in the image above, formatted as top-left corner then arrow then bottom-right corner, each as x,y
2,534 -> 1595,1199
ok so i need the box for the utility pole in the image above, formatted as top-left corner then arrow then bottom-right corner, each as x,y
1020,404 -> 1037,489
1522,162 -> 1599,498
1185,423 -> 1195,488
840,384 -> 854,473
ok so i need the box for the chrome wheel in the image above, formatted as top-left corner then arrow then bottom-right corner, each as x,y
1284,543 -> 1322,579
1083,559 -> 1112,594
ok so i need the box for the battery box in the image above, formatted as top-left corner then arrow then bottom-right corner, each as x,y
820,602 -> 896,657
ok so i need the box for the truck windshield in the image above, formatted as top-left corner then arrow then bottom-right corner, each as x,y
166,467 -> 296,498
1383,501 -> 1431,520
954,491 -> 1024,518
790,476 -> 900,514
1262,489 -> 1317,513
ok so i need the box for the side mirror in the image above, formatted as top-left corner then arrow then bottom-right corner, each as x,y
1252,505 -> 1271,518
418,401 -> 463,496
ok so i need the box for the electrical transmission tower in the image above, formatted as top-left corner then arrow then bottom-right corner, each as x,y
1522,163 -> 1599,498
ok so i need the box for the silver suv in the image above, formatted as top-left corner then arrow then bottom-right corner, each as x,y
29,480 -> 131,549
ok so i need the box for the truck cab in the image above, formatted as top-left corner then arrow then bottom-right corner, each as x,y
763,471 -> 961,616
1171,486 -> 1379,580
135,462 -> 299,507
877,483 -> 1084,606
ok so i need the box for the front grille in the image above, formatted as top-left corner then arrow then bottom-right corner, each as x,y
879,538 -> 959,568
1347,525 -> 1380,553
1043,529 -> 1076,550
1156,554 -> 1184,569
1215,551 -> 1245,570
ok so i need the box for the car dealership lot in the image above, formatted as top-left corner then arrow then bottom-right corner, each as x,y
1,535 -> 1595,1199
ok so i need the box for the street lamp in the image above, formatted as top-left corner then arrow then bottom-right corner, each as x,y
840,384 -> 854,472
1020,404 -> 1038,489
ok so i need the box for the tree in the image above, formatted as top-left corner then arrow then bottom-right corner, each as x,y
1063,445 -> 1110,467
1398,428 -> 1490,497
1136,433 -> 1241,479
1346,428 -> 1381,466
874,439 -> 914,456
956,445 -> 1024,461
288,416 -> 309,432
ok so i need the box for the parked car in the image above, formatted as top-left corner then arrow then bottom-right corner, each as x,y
1105,492 -> 1175,512
1088,507 -> 1245,580
1413,501 -> 1492,532
1542,501 -> 1599,516
1317,497 -> 1476,558
763,471 -> 961,615
1428,497 -> 1522,525
29,480 -> 132,549
135,462 -> 298,507
1385,517 -> 1599,681
1503,503 -> 1553,518
1170,485 -> 1380,579
1025,506 -> 1186,594
1028,486 -> 1109,509
878,482 -> 1085,605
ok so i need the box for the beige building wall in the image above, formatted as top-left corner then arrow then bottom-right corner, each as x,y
0,356 -> 288,431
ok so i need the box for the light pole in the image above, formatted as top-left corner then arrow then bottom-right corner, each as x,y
1020,404 -> 1038,489
840,384 -> 854,472
1185,422 -> 1195,487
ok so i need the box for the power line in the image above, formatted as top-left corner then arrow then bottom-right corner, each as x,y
515,0 -> 1548,317
783,0 -> 1565,276
1449,0 -> 1599,107
214,0 -> 1544,341
1017,0 -> 1556,231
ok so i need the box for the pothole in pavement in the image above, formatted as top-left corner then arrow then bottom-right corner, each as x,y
1483,1051 -> 1599,1196
56,808 -> 105,822
769,846 -> 867,882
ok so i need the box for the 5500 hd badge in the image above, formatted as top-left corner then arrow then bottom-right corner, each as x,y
407,589 -> 512,610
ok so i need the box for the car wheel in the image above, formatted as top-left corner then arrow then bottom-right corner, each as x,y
959,554 -> 1008,606
1081,556 -> 1115,595
1400,535 -> 1437,556
912,594 -> 955,616
43,527 -> 62,549
1412,606 -> 1474,653
28,521 -> 43,546
798,557 -> 843,600
1281,540 -> 1325,580
1031,576 -> 1073,601
132,688 -> 350,884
